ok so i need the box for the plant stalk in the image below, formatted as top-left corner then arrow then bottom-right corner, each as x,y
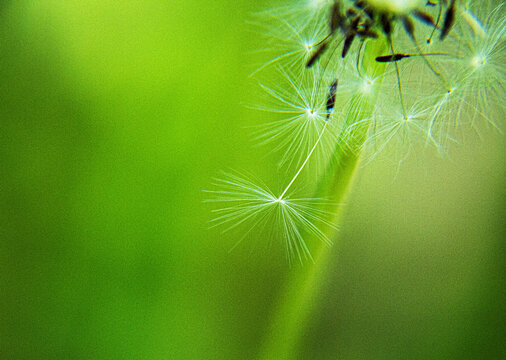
258,39 -> 387,360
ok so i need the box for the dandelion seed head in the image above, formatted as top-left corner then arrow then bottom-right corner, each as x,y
368,0 -> 423,13
308,0 -> 330,10
360,79 -> 374,95
471,55 -> 486,68
208,0 -> 505,261
306,108 -> 318,117
434,1 -> 506,132
360,101 -> 433,162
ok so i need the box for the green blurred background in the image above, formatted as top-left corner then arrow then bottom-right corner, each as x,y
0,1 -> 504,359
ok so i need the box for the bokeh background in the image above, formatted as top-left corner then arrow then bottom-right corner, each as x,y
0,1 -> 504,359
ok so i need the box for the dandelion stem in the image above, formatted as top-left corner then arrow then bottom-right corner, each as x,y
258,132 -> 366,360
259,39 -> 388,360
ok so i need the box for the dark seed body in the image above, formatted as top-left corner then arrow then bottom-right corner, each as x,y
346,9 -> 357,17
440,0 -> 456,40
326,80 -> 338,120
350,15 -> 361,30
363,7 -> 375,20
342,33 -> 356,58
306,42 -> 328,67
375,54 -> 410,62
357,29 -> 378,39
330,1 -> 344,33
329,79 -> 338,93
402,16 -> 415,39
412,10 -> 436,26
380,13 -> 392,36
354,0 -> 366,9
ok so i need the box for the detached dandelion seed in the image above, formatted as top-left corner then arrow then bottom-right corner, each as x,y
205,171 -> 336,263
207,108 -> 340,262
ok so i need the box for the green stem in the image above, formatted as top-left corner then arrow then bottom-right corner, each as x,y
257,147 -> 363,360
258,40 -> 387,360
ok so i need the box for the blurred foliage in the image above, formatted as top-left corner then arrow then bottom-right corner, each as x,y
0,1 -> 504,359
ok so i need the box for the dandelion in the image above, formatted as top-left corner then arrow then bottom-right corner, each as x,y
209,0 -> 505,259
206,1 -> 505,358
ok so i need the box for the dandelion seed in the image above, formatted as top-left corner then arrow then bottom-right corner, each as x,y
455,2 -> 506,130
249,2 -> 330,75
250,67 -> 344,171
205,171 -> 337,263
207,112 -> 341,262
364,102 -> 433,161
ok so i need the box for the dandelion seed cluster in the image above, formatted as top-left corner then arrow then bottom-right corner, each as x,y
207,0 -> 505,262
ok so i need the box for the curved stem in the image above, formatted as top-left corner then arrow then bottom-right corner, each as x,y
258,146 -> 364,360
258,39 -> 387,360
